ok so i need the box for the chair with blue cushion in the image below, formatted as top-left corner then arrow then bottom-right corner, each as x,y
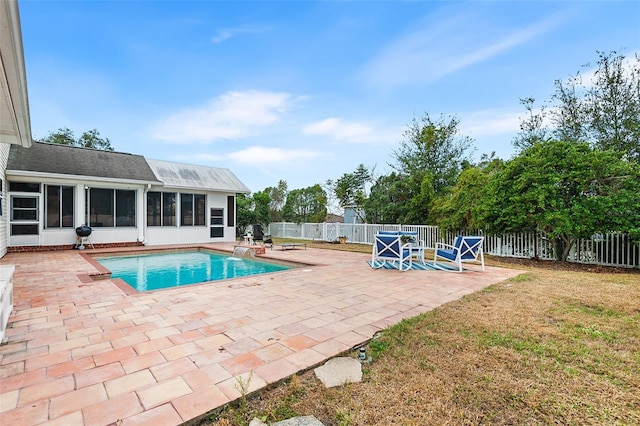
371,233 -> 413,271
376,230 -> 401,235
434,236 -> 485,272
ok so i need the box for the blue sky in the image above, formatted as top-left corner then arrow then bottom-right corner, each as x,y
19,0 -> 640,194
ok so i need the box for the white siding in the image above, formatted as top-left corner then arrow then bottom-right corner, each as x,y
144,190 -> 237,245
0,143 -> 10,258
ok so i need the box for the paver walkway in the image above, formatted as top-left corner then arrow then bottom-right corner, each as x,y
0,244 -> 522,425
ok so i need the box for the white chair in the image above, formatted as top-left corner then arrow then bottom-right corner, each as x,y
434,236 -> 485,272
371,233 -> 413,271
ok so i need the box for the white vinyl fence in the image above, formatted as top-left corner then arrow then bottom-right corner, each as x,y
267,222 -> 639,269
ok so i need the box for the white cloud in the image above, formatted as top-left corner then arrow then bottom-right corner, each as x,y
212,24 -> 272,43
460,109 -> 522,138
302,117 -> 402,145
228,146 -> 322,165
173,152 -> 227,164
302,118 -> 374,143
362,11 -> 567,89
152,90 -> 295,144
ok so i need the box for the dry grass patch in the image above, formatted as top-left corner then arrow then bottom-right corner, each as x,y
207,249 -> 640,426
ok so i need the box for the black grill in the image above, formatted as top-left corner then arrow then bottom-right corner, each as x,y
75,225 -> 92,237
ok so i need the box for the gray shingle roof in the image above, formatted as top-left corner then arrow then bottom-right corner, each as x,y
7,142 -> 160,183
146,158 -> 250,193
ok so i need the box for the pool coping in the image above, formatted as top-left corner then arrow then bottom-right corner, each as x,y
79,245 -> 317,296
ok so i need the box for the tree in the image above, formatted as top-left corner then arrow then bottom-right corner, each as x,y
586,51 -> 640,160
40,127 -> 76,146
432,153 -> 503,232
365,172 -> 413,224
329,164 -> 373,223
480,140 -> 640,261
236,193 -> 257,235
515,51 -> 640,162
402,172 -> 434,224
236,190 -> 272,235
264,180 -> 288,222
282,184 -> 327,224
39,127 -> 114,151
389,113 -> 475,224
513,97 -> 549,152
393,113 -> 475,197
251,191 -> 271,228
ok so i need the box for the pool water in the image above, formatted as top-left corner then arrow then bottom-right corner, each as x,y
96,250 -> 292,292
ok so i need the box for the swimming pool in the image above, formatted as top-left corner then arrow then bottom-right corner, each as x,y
95,250 -> 292,292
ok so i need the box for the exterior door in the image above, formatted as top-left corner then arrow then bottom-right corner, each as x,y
210,208 -> 224,238
10,195 -> 40,246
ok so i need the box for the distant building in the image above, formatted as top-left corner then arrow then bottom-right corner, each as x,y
343,207 -> 364,224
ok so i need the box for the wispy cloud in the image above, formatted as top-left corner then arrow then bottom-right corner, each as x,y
361,11 -> 567,89
212,24 -> 272,43
302,117 -> 402,145
460,109 -> 522,138
228,146 -> 322,165
152,90 -> 295,144
302,118 -> 373,143
173,152 -> 226,164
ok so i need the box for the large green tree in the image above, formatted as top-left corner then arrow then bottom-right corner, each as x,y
39,127 -> 115,151
586,51 -> 640,160
432,153 -> 503,232
282,184 -> 327,224
365,172 -> 413,224
393,113 -> 475,197
515,51 -> 640,161
480,140 -> 640,261
391,113 -> 475,224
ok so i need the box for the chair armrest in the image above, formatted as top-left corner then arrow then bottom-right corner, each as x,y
435,242 -> 457,250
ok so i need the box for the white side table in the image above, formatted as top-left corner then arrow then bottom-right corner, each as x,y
408,245 -> 426,265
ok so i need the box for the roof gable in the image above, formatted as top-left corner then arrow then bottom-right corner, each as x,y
7,142 -> 160,183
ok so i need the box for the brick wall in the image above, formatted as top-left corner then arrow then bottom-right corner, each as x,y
7,241 -> 145,253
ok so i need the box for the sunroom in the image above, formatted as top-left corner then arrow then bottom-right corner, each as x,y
5,142 -> 249,250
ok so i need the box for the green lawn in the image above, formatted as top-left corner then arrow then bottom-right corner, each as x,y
210,243 -> 640,426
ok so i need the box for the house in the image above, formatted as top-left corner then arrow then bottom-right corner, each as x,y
6,143 -> 250,251
1,0 -> 33,257
344,207 -> 364,224
0,0 -> 250,256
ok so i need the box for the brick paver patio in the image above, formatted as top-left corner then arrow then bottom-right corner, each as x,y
0,244 -> 522,425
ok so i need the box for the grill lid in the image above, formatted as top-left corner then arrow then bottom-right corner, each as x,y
75,225 -> 92,237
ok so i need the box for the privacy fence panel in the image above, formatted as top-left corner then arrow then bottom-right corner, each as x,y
267,222 -> 638,269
